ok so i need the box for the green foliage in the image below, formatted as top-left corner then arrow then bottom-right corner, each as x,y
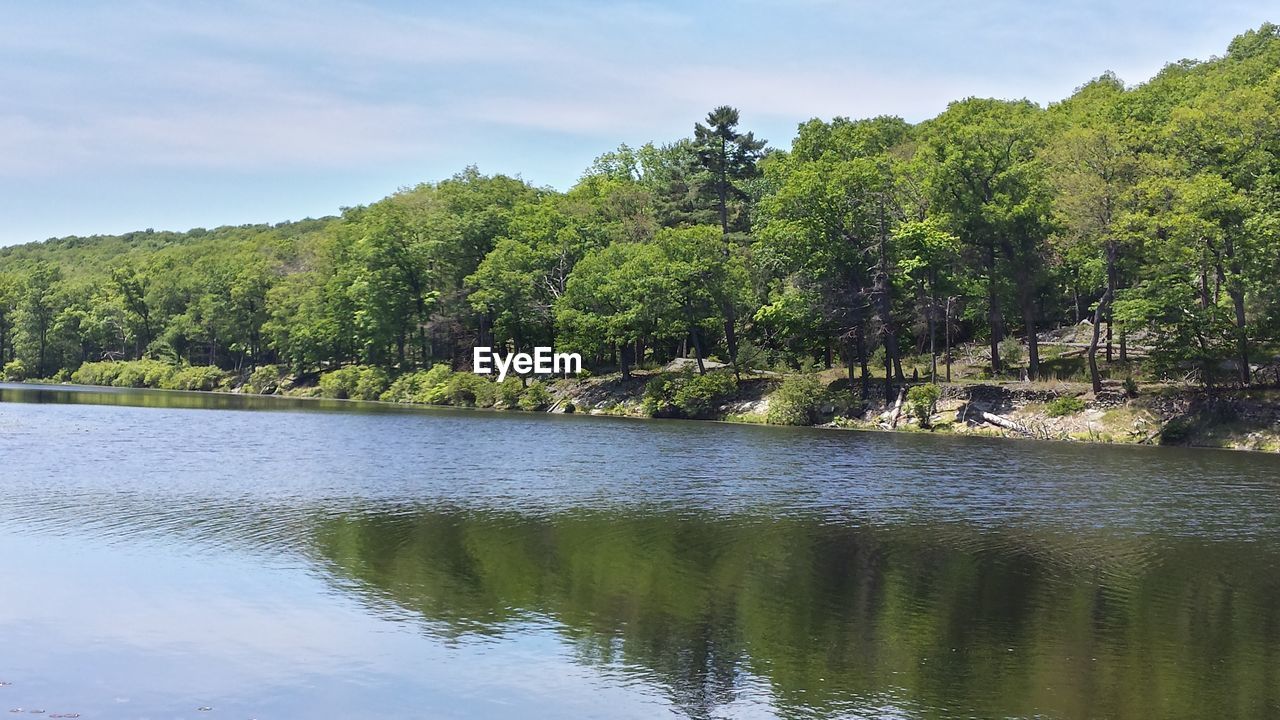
164,365 -> 227,391
72,361 -> 123,386
517,381 -> 552,411
496,377 -> 525,408
248,364 -> 285,394
766,374 -> 825,426
443,372 -> 494,407
381,364 -> 454,404
905,384 -> 942,427
642,370 -> 737,419
999,339 -> 1024,371
3,30 -> 1280,393
1046,396 -> 1087,417
72,359 -> 177,388
379,365 -> 505,407
319,365 -> 388,400
1160,416 -> 1195,444
3,359 -> 27,381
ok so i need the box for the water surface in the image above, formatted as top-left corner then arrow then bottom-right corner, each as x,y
2,382 -> 1279,719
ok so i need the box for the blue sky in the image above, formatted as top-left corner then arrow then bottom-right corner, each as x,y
0,1 -> 1273,246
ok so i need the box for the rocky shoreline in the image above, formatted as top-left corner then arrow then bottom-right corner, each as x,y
551,373 -> 1280,453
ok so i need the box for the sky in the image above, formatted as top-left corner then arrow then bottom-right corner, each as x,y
0,1 -> 1274,246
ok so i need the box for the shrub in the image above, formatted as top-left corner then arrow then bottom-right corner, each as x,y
767,374 -> 825,426
354,366 -> 389,401
3,359 -> 27,381
495,377 -> 525,408
1160,416 -> 1195,444
107,359 -> 176,388
381,365 -> 504,406
382,368 -> 433,403
319,367 -> 355,398
999,338 -> 1024,371
518,381 -> 552,411
248,364 -> 285,394
905,383 -> 942,427
73,359 -> 176,388
443,372 -> 491,407
319,365 -> 388,400
642,370 -> 737,419
142,360 -> 177,387
673,371 -> 737,419
111,363 -> 147,388
72,361 -> 123,386
1046,395 -> 1086,417
642,373 -> 682,417
164,365 -> 227,391
1122,376 -> 1139,397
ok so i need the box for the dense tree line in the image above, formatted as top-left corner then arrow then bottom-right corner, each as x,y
2,25 -> 1279,394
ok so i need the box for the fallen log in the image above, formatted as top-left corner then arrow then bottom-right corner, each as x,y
889,388 -> 906,429
979,410 -> 1031,435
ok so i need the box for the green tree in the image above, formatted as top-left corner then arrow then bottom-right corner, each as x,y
923,98 -> 1051,377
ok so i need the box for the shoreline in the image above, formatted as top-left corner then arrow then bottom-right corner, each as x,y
4,377 -> 1278,455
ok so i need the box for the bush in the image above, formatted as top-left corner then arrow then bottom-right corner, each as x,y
642,373 -> 682,417
248,364 -> 285,394
355,366 -> 389,401
1160,416 -> 1195,444
518,381 -> 552,411
319,365 -> 388,400
999,338 -> 1024,371
73,359 -> 176,388
380,365 -> 506,407
381,364 -> 455,404
382,368 -> 430,403
109,359 -> 176,388
905,383 -> 942,427
496,377 -> 525,408
443,372 -> 493,407
3,359 -> 27,381
72,361 -> 123,386
164,365 -> 227,391
642,370 -> 737,419
1046,395 -> 1086,417
674,371 -> 737,418
767,374 -> 825,426
1122,376 -> 1139,397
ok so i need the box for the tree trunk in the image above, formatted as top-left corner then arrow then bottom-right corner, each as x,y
723,311 -> 739,380
690,326 -> 706,375
928,303 -> 936,384
1087,286 -> 1112,394
986,246 -> 1002,374
1010,253 -> 1040,380
856,324 -> 869,400
845,341 -> 856,395
1023,301 -> 1040,381
945,297 -> 953,383
1225,241 -> 1250,386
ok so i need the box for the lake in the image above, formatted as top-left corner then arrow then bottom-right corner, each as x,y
2,382 -> 1279,719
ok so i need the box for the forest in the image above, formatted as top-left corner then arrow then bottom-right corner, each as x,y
1,24 -> 1278,401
